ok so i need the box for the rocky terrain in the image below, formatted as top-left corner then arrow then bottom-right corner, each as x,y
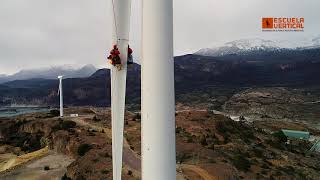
224,87 -> 320,123
0,107 -> 319,179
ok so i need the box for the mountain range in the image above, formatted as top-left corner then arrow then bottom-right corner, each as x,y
0,38 -> 319,107
195,37 -> 320,57
0,64 -> 97,84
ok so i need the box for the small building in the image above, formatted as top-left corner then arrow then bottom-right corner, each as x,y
281,129 -> 310,141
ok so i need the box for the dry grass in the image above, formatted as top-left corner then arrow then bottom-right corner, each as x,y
267,159 -> 288,167
0,147 -> 49,172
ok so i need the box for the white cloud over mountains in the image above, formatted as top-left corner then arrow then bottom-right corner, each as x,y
0,0 -> 319,74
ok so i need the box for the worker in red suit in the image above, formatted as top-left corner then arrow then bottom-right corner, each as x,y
108,45 -> 122,70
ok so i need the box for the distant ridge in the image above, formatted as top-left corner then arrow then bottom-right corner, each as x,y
0,46 -> 319,107
195,37 -> 320,57
0,64 -> 97,84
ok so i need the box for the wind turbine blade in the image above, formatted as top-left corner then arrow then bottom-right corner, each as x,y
58,83 -> 61,95
111,68 -> 127,180
110,0 -> 132,180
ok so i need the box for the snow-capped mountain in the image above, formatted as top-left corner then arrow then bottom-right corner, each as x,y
195,37 -> 320,57
195,38 -> 282,57
224,38 -> 281,50
312,36 -> 320,47
0,64 -> 97,84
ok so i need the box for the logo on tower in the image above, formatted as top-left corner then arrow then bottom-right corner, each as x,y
262,18 -> 273,29
262,17 -> 304,32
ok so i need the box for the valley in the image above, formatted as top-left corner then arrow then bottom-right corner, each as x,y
0,107 -> 319,179
0,38 -> 319,179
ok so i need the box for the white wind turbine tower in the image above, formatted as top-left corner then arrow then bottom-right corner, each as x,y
141,0 -> 176,179
58,76 -> 64,117
110,0 -> 176,179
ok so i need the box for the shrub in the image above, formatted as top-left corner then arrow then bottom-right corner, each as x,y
61,121 -> 76,129
232,155 -> 251,172
133,113 -> 141,120
176,153 -> 190,164
239,116 -> 246,121
52,120 -> 76,131
49,110 -> 60,117
92,115 -> 101,122
101,169 -> 110,174
273,131 -> 287,143
253,148 -> 264,158
40,137 -> 50,148
267,131 -> 287,150
200,135 -> 208,146
77,144 -> 92,156
187,136 -> 193,143
277,166 -> 295,176
176,127 -> 182,134
242,130 -> 254,141
261,163 -> 270,169
208,143 -> 215,151
61,174 -> 71,180
261,169 -> 268,175
216,120 -> 229,133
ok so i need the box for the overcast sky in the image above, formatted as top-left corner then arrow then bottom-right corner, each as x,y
0,0 -> 319,74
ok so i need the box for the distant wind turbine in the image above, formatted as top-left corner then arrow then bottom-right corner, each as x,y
58,75 -> 64,117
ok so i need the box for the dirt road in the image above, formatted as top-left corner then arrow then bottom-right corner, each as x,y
0,151 -> 73,180
180,164 -> 217,180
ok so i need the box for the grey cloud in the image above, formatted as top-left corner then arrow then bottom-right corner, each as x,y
0,0 -> 319,74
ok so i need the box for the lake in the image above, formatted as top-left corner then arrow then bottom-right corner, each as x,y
0,107 -> 50,117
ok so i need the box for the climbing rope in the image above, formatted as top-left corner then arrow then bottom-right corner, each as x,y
111,0 -> 132,42
110,0 -> 132,70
